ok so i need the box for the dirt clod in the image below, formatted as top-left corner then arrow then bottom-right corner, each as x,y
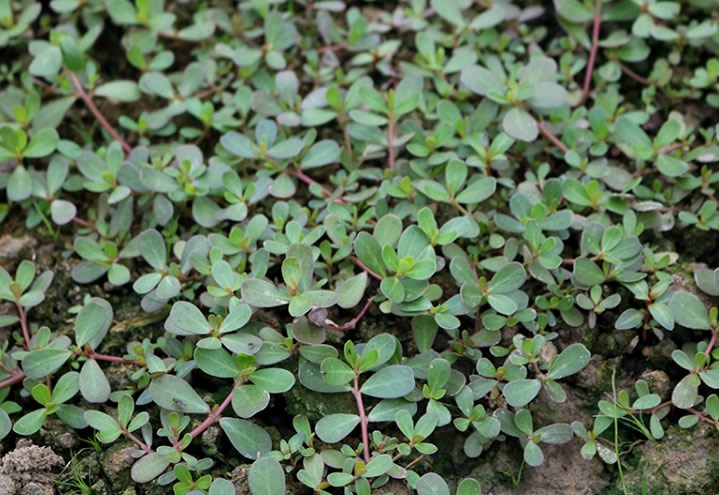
0,439 -> 64,495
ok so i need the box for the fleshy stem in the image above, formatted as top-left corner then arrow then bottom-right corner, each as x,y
174,379 -> 244,449
71,216 -> 97,231
705,329 -> 718,357
125,429 -> 154,455
538,120 -> 569,155
579,1 -> 602,105
620,63 -> 650,86
326,297 -> 375,331
69,72 -> 132,154
352,373 -> 371,463
76,350 -> 142,366
16,304 -> 31,350
291,169 -> 344,203
351,256 -> 383,281
0,371 -> 25,390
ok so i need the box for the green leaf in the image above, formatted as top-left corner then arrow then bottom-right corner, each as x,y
165,301 -> 213,336
456,177 -> 497,204
249,457 -> 285,495
13,409 -> 47,436
137,229 -> 166,270
360,365 -> 415,398
548,343 -> 591,379
220,418 -> 272,459
380,277 -> 405,304
51,199 -> 77,225
672,374 -> 700,409
25,128 -> 59,158
232,385 -> 270,419
95,80 -> 141,102
131,454 -> 170,483
457,478 -> 482,495
75,298 -> 113,349
301,140 -> 340,169
503,379 -> 541,407
416,473 -> 451,495
149,375 -> 209,414
321,357 -> 355,387
354,232 -> 386,277
22,348 -> 71,379
336,273 -> 368,309
0,409 -> 11,441
488,262 -> 526,293
460,65 -> 505,96
195,348 -> 240,378
79,359 -> 111,403
669,291 -> 711,330
524,441 -> 544,466
502,108 -> 538,142
572,258 -> 605,287
8,166 -> 32,201
240,279 -> 291,308
648,302 -> 674,331
249,368 -> 295,393
315,414 -> 360,443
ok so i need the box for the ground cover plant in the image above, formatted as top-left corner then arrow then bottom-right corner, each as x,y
1,0 -> 719,494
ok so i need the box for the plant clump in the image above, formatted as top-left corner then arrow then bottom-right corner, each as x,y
1,0 -> 719,494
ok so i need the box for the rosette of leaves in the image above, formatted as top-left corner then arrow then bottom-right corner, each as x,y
500,335 -> 591,408
220,119 -> 340,200
460,55 -> 567,142
415,159 -> 497,221
612,115 -> 690,180
137,144 -> 230,228
615,275 -> 674,337
0,260 -> 53,318
72,235 -> 133,286
595,378 -> 669,442
127,228 -> 204,303
1,127 -> 59,202
497,408 -> 573,466
240,243 -> 339,317
208,215 -> 268,268
576,285 -> 621,328
12,372 -> 86,435
164,300 -> 260,354
75,140 -> 133,203
452,384 -> 501,458
667,291 -> 719,408
451,260 -> 528,317
570,219 -> 644,288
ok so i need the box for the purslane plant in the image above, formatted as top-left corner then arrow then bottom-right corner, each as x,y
2,1 -> 719,494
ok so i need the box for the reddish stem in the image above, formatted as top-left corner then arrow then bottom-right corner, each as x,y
658,142 -> 685,156
16,304 -> 31,350
538,120 -> 569,155
705,329 -> 718,357
579,2 -> 602,105
291,169 -> 344,203
71,216 -> 96,230
620,63 -> 650,86
351,257 -> 383,281
0,371 -> 25,390
174,379 -> 243,449
125,429 -> 154,455
86,352 -> 142,366
70,72 -> 132,154
352,374 -> 371,463
326,298 -> 375,332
